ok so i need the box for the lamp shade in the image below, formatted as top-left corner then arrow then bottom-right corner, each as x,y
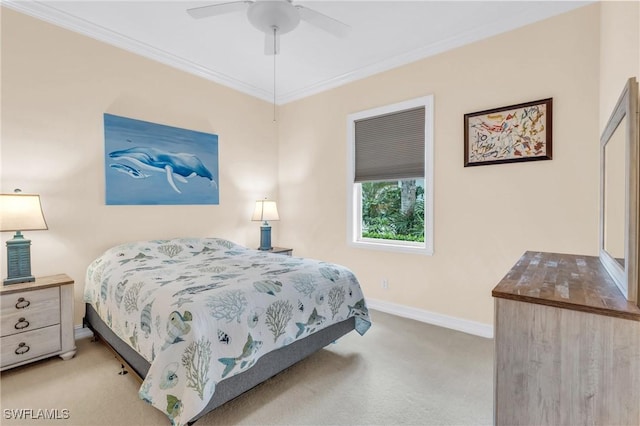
251,200 -> 279,222
0,194 -> 48,232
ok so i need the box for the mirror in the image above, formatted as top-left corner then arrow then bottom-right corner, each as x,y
599,77 -> 639,304
603,115 -> 626,267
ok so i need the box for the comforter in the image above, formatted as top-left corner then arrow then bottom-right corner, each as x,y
84,238 -> 370,426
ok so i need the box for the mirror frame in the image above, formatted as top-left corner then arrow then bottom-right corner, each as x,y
599,77 -> 639,304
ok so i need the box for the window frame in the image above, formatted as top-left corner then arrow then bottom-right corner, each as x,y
347,95 -> 434,255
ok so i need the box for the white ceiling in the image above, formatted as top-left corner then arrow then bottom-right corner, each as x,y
4,1 -> 590,104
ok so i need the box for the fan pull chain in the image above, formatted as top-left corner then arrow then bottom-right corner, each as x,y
273,27 -> 277,122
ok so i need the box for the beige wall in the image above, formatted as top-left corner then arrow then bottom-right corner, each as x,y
3,3 -> 632,331
0,9 -> 278,325
599,0 -> 640,131
278,4 -> 601,326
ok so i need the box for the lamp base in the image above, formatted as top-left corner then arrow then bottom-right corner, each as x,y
4,232 -> 35,285
258,225 -> 273,251
4,275 -> 35,285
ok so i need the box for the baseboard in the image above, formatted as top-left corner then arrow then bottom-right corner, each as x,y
74,324 -> 94,340
366,298 -> 494,339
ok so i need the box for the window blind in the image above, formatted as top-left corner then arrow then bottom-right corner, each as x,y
354,106 -> 425,182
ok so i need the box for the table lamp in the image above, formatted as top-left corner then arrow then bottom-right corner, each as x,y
0,191 -> 48,285
251,199 -> 279,250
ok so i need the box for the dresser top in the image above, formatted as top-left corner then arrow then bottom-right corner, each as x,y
0,274 -> 74,295
492,251 -> 640,321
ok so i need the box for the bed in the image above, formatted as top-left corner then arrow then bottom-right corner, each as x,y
83,238 -> 371,426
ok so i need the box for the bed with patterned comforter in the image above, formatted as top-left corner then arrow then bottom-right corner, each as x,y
84,238 -> 371,426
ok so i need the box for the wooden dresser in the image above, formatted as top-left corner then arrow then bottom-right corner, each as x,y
492,251 -> 640,426
1,274 -> 76,370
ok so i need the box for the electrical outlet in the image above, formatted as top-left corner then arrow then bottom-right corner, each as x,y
381,278 -> 389,289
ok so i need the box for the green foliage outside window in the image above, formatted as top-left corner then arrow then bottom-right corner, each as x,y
361,179 -> 425,242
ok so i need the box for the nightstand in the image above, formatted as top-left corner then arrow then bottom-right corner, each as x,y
268,247 -> 293,256
1,274 -> 76,371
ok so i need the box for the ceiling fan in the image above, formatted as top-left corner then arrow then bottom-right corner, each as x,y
187,0 -> 351,55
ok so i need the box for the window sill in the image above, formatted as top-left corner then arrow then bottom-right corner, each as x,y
349,239 -> 433,255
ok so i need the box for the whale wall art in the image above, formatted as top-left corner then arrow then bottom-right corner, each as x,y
104,114 -> 219,205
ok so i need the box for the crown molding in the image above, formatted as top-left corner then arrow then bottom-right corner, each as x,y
277,1 -> 592,104
1,0 -> 274,103
3,0 -> 591,106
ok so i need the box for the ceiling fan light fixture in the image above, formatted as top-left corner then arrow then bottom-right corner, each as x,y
247,1 -> 300,35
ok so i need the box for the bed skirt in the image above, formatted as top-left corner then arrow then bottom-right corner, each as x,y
84,303 -> 356,424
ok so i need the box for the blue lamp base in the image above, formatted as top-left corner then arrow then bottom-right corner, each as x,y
4,231 -> 35,285
258,225 -> 272,251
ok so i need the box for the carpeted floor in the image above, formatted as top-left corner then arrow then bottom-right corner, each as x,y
0,310 -> 493,425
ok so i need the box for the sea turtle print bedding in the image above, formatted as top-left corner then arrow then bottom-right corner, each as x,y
84,238 -> 371,426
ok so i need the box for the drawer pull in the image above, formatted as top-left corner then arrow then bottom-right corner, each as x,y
15,298 -> 31,309
15,342 -> 30,355
14,318 -> 30,330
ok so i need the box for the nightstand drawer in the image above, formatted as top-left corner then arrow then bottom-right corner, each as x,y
1,287 -> 60,337
0,275 -> 75,371
1,325 -> 61,368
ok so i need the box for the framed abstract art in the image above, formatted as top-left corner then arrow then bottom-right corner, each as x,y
464,98 -> 552,167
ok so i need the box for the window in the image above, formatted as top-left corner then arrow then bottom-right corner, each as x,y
347,96 -> 434,254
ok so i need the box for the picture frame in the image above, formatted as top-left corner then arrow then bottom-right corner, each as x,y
464,98 -> 552,167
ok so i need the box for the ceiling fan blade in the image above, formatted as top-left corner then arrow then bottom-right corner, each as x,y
264,32 -> 280,56
186,1 -> 252,19
296,5 -> 351,38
